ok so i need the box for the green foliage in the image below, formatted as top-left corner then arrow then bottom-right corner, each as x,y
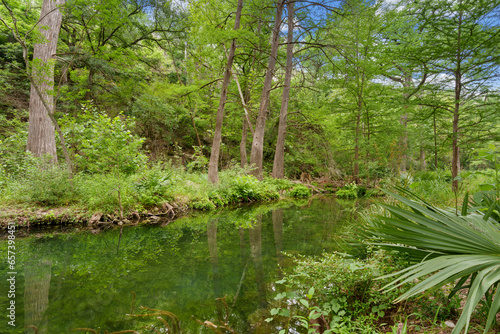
336,182 -> 365,199
189,196 -> 216,211
367,187 -> 500,334
0,114 -> 30,177
76,172 -> 136,214
186,146 -> 209,172
268,250 -> 404,333
263,177 -> 294,191
287,184 -> 311,198
225,174 -> 277,202
60,105 -> 147,175
4,158 -> 76,206
132,166 -> 172,207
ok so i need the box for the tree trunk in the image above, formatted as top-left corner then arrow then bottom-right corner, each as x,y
354,113 -> 361,183
26,0 -> 65,161
452,10 -> 462,191
207,0 -> 244,184
434,111 -> 438,169
272,0 -> 294,179
240,117 -> 248,168
420,147 -> 427,170
249,0 -> 285,180
399,114 -> 408,171
399,73 -> 412,172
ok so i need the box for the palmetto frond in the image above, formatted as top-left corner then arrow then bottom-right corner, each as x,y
367,187 -> 500,334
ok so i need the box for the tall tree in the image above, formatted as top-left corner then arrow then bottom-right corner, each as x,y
408,0 -> 500,190
325,0 -> 380,182
250,0 -> 285,180
26,0 -> 65,160
272,0 -> 294,179
207,0 -> 244,184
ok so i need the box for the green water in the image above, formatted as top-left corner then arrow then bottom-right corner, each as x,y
0,197 -> 364,333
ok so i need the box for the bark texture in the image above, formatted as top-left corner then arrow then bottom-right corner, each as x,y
249,0 -> 285,180
27,0 -> 65,160
272,0 -> 294,179
207,0 -> 244,184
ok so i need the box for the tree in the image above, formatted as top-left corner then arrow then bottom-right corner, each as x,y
325,0 -> 381,182
26,0 -> 65,161
249,0 -> 285,180
407,0 -> 500,189
207,0 -> 244,184
272,0 -> 294,179
0,0 -> 72,168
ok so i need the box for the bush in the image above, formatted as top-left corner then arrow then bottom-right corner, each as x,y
263,177 -> 294,191
186,146 -> 208,172
268,250 -> 404,333
0,115 -> 32,177
227,174 -> 265,202
76,173 -> 136,214
61,105 -> 147,175
288,184 -> 311,198
4,158 -> 77,206
132,166 -> 172,207
336,182 -> 359,198
189,197 -> 216,210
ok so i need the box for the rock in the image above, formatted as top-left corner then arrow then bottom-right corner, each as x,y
445,320 -> 455,328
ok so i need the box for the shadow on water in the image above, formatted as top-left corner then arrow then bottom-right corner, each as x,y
0,196 -> 370,333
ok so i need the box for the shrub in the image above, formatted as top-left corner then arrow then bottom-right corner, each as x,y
336,182 -> 359,198
186,146 -> 208,172
227,174 -> 264,202
263,177 -> 294,191
268,250 -> 404,333
189,197 -> 216,210
0,115 -> 33,177
76,173 -> 136,214
288,184 -> 311,198
4,158 -> 77,206
60,105 -> 147,175
132,166 -> 172,207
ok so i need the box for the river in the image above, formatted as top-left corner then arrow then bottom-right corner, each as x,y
0,196 -> 366,333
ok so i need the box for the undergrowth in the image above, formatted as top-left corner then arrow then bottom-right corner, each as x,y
0,159 -> 311,216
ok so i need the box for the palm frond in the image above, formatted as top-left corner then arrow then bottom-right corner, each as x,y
368,187 -> 500,334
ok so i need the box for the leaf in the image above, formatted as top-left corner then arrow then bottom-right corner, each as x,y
309,310 -> 322,320
274,292 -> 286,300
480,184 -> 495,192
307,286 -> 315,299
270,308 -> 279,316
461,191 -> 469,216
300,299 -> 310,309
265,317 -> 273,323
279,309 -> 290,317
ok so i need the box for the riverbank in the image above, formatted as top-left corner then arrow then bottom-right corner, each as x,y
0,164 -> 340,232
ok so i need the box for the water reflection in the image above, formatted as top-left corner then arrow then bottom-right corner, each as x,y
24,261 -> 51,334
2,197 -> 366,333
